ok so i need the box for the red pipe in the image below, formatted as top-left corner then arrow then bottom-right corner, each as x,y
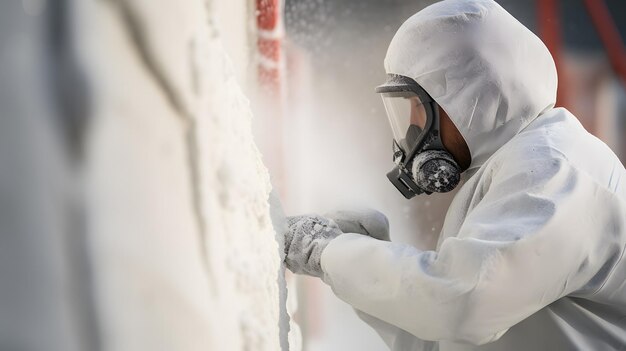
537,0 -> 568,108
255,0 -> 287,195
256,0 -> 283,94
583,0 -> 626,89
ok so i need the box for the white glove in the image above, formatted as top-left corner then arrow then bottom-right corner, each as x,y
284,215 -> 343,278
325,209 -> 390,241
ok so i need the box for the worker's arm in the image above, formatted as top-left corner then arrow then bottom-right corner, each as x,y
321,156 -> 623,345
353,308 -> 438,350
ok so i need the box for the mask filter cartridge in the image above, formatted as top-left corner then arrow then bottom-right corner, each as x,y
411,150 -> 461,194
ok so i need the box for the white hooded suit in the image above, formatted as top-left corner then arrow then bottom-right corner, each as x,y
320,0 -> 626,350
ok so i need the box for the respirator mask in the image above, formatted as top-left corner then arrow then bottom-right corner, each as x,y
376,74 -> 461,199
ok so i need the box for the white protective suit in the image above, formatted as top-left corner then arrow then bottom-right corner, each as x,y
321,0 -> 626,350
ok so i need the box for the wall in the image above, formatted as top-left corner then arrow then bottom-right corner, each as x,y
0,0 -> 294,350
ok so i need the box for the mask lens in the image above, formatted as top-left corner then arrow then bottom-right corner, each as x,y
380,91 -> 428,153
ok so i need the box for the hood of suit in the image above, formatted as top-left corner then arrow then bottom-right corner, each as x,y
384,0 -> 557,169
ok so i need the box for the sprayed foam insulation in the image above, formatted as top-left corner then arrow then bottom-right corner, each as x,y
0,0 -> 296,349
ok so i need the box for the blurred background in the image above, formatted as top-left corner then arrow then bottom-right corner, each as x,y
248,0 -> 626,350
0,0 -> 624,350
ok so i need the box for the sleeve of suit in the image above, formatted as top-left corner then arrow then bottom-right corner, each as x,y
321,156 -> 624,345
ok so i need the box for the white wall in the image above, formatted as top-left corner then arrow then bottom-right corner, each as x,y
0,0 -> 293,350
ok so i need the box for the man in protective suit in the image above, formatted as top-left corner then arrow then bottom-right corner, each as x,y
283,0 -> 626,349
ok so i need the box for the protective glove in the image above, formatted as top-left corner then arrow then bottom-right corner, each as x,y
324,209 -> 390,241
284,215 -> 342,278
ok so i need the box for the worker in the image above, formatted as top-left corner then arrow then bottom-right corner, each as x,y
283,0 -> 626,350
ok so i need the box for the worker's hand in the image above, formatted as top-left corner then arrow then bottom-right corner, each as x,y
284,215 -> 343,278
325,209 -> 390,241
